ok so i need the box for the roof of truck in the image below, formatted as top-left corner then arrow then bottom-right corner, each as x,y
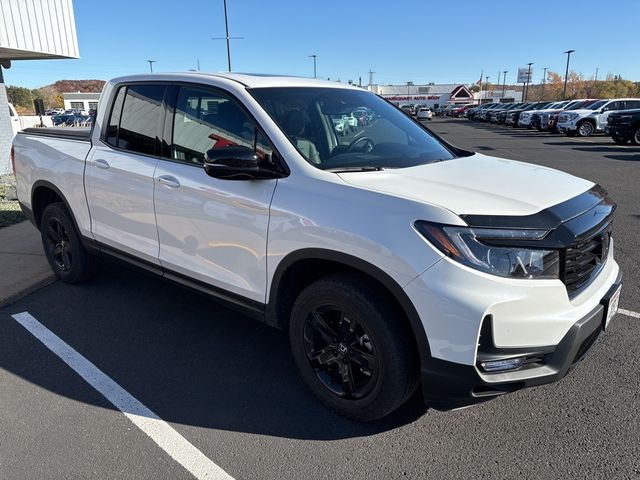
109,72 -> 360,90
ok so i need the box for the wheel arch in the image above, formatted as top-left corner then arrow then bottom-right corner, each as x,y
31,180 -> 81,233
266,248 -> 432,364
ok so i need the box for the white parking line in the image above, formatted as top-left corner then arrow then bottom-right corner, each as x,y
619,308 -> 640,319
10,312 -> 234,480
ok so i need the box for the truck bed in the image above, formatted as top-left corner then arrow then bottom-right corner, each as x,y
20,127 -> 92,142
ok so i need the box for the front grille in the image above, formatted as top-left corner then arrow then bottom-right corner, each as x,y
558,113 -> 570,123
563,226 -> 611,296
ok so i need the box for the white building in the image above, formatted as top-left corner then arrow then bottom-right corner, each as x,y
64,92 -> 101,112
0,0 -> 79,173
368,83 -> 475,109
474,89 -> 523,104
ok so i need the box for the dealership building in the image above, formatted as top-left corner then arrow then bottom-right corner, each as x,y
368,83 -> 475,109
63,92 -> 101,112
0,0 -> 79,173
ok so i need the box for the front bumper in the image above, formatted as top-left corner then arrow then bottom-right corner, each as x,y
558,122 -> 578,132
607,125 -> 633,137
420,271 -> 622,409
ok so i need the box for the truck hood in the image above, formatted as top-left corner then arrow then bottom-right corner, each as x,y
337,153 -> 594,218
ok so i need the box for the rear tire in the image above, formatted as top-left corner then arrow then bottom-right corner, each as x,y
289,274 -> 418,421
40,202 -> 92,283
632,127 -> 640,145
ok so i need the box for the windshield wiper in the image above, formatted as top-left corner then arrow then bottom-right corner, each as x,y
325,166 -> 384,173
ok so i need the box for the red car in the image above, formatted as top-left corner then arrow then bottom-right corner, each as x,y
452,104 -> 475,117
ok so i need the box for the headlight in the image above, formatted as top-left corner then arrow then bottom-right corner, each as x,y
565,113 -> 579,121
415,221 -> 560,279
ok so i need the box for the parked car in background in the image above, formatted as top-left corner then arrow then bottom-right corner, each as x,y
557,98 -> 640,137
505,103 -> 539,127
517,102 -> 554,128
466,103 -> 496,120
400,104 -> 415,116
8,102 -> 21,137
451,104 -> 474,118
488,103 -> 515,123
416,107 -> 433,121
606,108 -> 640,144
528,101 -> 571,130
539,99 -> 598,132
495,103 -> 524,125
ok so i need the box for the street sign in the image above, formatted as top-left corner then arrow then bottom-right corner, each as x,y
517,67 -> 533,83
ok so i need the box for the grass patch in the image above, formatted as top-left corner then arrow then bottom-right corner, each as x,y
0,180 -> 25,228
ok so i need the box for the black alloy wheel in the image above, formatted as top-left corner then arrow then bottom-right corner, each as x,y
303,306 -> 379,400
289,274 -> 418,421
45,217 -> 73,272
40,202 -> 92,283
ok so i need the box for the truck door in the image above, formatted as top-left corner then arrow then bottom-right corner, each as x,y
86,84 -> 165,263
152,85 -> 277,303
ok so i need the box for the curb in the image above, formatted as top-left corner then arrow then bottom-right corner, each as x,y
0,272 -> 56,309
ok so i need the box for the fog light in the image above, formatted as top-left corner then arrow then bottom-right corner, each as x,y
480,357 -> 525,372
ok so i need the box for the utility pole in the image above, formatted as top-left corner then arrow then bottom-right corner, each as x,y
524,62 -> 533,102
497,71 -> 501,89
212,0 -> 243,72
563,49 -> 575,99
368,69 -> 375,87
485,76 -> 489,102
197,59 -> 200,71
540,67 -> 548,100
147,60 -> 156,73
502,71 -> 507,98
309,54 -> 317,78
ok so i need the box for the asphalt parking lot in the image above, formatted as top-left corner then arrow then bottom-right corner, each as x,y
1,119 -> 639,479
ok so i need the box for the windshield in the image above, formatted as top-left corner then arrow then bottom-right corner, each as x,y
587,100 -> 607,110
250,87 -> 455,170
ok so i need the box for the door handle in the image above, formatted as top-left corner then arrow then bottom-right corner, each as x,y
157,175 -> 181,188
94,158 -> 110,169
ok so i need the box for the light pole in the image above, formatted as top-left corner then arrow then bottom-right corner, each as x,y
309,55 -> 317,78
147,60 -> 156,72
540,67 -> 548,100
212,0 -> 243,72
502,70 -> 507,98
524,62 -> 533,102
563,49 -> 575,99
485,76 -> 489,102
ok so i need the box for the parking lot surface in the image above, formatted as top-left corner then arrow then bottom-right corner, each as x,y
1,118 -> 639,479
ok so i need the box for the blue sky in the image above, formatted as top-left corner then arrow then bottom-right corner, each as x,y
4,0 -> 640,88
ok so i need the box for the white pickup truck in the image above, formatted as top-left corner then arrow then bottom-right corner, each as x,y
13,73 -> 622,421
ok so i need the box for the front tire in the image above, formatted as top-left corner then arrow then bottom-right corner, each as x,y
577,121 -> 595,137
289,274 -> 418,421
611,132 -> 630,145
40,202 -> 92,283
632,127 -> 640,145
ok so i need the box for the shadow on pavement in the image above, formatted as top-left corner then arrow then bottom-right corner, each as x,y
0,257 -> 427,440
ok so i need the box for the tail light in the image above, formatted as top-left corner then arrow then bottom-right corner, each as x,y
10,145 -> 15,176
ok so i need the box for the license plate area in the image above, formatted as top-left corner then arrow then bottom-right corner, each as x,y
602,283 -> 622,330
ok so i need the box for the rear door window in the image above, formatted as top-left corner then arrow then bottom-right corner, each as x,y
105,84 -> 166,156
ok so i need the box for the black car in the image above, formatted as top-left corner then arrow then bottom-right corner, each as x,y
496,103 -> 524,124
606,108 -> 640,145
506,102 -> 548,128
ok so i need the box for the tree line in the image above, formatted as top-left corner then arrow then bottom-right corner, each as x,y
6,79 -> 105,114
477,71 -> 640,102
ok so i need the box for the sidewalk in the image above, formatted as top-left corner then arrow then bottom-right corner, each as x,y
0,221 -> 55,308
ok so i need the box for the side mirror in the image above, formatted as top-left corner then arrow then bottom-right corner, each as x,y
600,108 -> 607,113
204,146 -> 279,180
